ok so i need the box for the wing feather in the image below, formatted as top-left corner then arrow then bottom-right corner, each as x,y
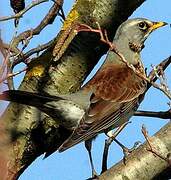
58,98 -> 139,152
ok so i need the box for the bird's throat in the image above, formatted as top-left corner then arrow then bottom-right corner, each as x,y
129,41 -> 145,53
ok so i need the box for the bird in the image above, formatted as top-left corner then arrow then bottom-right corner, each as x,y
0,18 -> 167,176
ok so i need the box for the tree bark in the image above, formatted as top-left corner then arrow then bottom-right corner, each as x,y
99,122 -> 171,180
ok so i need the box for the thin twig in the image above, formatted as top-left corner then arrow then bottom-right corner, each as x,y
11,0 -> 63,49
0,0 -> 49,22
141,125 -> 169,163
0,67 -> 27,84
148,57 -> 171,83
12,37 -> 56,67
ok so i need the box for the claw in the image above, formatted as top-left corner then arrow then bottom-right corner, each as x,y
86,172 -> 99,180
114,139 -> 141,165
86,174 -> 99,180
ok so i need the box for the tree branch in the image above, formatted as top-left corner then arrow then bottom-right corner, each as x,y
11,0 -> 63,49
12,37 -> 57,67
134,110 -> 171,119
0,0 -> 49,22
147,56 -> 171,90
99,123 -> 171,180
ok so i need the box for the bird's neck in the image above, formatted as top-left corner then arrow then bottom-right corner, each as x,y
107,36 -> 143,66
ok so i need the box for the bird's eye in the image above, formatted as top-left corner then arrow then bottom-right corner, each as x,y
138,22 -> 148,31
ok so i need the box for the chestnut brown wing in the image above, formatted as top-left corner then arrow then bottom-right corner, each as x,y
85,63 -> 146,102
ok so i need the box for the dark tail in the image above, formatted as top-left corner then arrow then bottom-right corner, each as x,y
0,90 -> 63,109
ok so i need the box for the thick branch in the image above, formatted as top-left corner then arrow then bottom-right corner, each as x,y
99,123 -> 171,180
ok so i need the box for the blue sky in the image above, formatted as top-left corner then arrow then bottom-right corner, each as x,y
1,0 -> 171,180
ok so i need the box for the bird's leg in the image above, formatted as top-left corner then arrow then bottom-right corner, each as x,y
101,134 -> 112,173
85,139 -> 98,179
141,125 -> 171,164
101,122 -> 129,173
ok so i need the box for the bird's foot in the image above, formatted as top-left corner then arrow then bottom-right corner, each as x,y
86,171 -> 99,180
113,138 -> 141,164
92,170 -> 99,180
141,125 -> 171,165
120,140 -> 141,165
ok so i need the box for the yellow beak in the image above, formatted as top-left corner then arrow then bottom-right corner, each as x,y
150,21 -> 167,31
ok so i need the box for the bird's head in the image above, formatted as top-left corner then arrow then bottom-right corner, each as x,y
114,18 -> 167,52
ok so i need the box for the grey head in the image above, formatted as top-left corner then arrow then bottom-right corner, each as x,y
114,18 -> 167,52
105,18 -> 167,65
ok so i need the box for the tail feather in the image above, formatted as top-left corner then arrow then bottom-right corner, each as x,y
0,90 -> 63,109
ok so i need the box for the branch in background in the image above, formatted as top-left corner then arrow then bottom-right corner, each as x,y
10,0 -> 64,66
150,81 -> 171,100
147,56 -> 171,89
0,0 -> 63,88
10,0 -> 63,49
0,67 -> 27,84
134,109 -> 171,119
0,0 -> 48,22
149,64 -> 171,99
0,35 -> 25,89
146,56 -> 171,99
12,37 -> 57,67
2,43 -> 21,56
10,0 -> 25,27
